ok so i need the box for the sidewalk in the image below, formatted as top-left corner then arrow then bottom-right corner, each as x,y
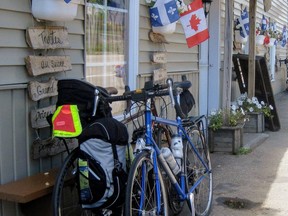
210,91 -> 288,216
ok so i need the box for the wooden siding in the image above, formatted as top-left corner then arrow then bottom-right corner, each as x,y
0,0 -> 85,215
139,1 -> 199,77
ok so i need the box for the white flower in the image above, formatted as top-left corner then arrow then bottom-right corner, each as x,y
261,101 -> 265,105
238,100 -> 243,106
247,98 -> 252,104
252,97 -> 258,104
249,107 -> 254,112
269,105 -> 274,110
231,104 -> 237,111
210,111 -> 216,116
257,104 -> 262,109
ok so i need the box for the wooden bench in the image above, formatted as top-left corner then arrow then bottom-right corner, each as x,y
0,168 -> 58,203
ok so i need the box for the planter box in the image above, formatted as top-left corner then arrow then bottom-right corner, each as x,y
244,112 -> 264,133
32,0 -> 80,21
208,125 -> 243,154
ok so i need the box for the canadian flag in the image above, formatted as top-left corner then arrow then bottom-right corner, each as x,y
179,0 -> 209,48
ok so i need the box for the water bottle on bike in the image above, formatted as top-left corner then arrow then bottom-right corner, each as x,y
170,134 -> 183,168
161,147 -> 180,175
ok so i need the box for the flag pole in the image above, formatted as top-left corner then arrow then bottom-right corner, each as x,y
248,1 -> 257,98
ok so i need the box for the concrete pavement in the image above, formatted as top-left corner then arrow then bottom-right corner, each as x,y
210,91 -> 288,216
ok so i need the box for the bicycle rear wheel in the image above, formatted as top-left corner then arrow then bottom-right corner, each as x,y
184,127 -> 212,216
125,150 -> 168,216
52,148 -> 99,216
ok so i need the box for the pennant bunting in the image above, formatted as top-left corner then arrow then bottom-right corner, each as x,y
149,0 -> 180,27
179,0 -> 209,48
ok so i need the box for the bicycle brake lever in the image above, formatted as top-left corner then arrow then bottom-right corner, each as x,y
167,78 -> 175,107
92,89 -> 100,117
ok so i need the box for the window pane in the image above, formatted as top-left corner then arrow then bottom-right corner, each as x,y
86,2 -> 128,116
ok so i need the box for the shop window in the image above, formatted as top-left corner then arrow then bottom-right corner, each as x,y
85,0 -> 129,115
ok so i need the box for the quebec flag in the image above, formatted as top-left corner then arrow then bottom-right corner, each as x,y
149,0 -> 180,27
236,7 -> 249,38
261,15 -> 268,31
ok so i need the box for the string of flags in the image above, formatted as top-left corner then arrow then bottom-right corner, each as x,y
148,0 -> 209,48
235,6 -> 287,47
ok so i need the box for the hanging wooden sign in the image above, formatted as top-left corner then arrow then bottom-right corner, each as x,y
26,26 -> 70,49
31,137 -> 78,159
28,77 -> 58,101
148,30 -> 169,44
30,105 -> 56,129
152,52 -> 167,64
25,55 -> 72,76
153,68 -> 167,84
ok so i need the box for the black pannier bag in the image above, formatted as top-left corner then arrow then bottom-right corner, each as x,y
180,89 -> 195,116
77,117 -> 128,210
57,79 -> 112,127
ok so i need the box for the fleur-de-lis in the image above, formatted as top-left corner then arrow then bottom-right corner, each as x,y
151,13 -> 159,21
168,6 -> 176,15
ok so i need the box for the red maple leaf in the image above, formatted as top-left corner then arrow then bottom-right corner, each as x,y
188,14 -> 201,31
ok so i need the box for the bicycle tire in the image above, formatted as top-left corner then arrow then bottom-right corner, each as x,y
52,147 -> 99,216
184,127 -> 213,216
125,150 -> 168,216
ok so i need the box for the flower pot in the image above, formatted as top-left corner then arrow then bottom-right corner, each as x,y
235,31 -> 248,44
208,124 -> 244,154
32,0 -> 79,21
152,21 -> 177,34
256,35 -> 265,45
244,112 -> 265,133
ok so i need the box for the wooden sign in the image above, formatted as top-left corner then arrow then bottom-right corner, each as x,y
28,77 -> 58,101
148,30 -> 169,44
25,55 -> 72,76
32,137 -> 78,159
153,68 -> 167,84
30,105 -> 56,129
26,26 -> 70,49
152,52 -> 167,64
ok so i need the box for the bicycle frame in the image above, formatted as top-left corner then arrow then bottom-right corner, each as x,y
141,98 -> 211,214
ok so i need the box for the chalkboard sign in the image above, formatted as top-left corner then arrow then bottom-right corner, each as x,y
233,54 -> 280,131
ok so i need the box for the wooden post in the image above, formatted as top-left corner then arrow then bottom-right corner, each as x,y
222,0 -> 234,119
248,1 -> 257,98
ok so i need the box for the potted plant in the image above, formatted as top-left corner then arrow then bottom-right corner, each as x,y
208,106 -> 247,154
32,0 -> 80,22
234,93 -> 274,133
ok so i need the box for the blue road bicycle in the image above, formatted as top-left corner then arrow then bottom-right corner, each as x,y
105,78 -> 213,216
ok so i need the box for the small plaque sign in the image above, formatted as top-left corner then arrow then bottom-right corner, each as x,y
30,105 -> 56,129
25,55 -> 72,77
26,26 -> 70,49
32,138 -> 78,159
152,52 -> 167,64
28,77 -> 58,101
153,68 -> 167,84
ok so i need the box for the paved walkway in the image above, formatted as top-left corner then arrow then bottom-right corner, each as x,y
210,91 -> 288,216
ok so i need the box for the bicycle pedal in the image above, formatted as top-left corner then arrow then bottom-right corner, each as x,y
188,193 -> 195,216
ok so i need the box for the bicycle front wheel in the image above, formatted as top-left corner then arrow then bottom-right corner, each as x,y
52,148 -> 97,216
184,127 -> 213,216
125,150 -> 168,216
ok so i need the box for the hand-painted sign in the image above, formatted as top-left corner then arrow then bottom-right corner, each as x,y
26,26 -> 70,49
32,137 -> 78,159
28,77 -> 58,101
153,68 -> 167,84
30,105 -> 56,129
152,52 -> 167,64
25,55 -> 72,76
